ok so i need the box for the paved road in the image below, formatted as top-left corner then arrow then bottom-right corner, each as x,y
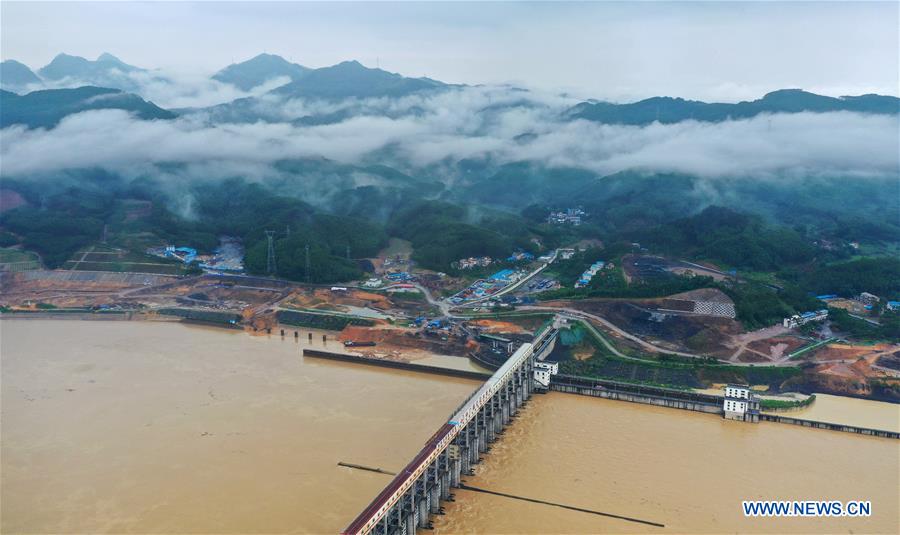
517,305 -> 805,367
517,305 -> 705,358
412,283 -> 452,316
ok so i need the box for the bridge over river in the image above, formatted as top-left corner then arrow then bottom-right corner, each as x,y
341,323 -> 559,535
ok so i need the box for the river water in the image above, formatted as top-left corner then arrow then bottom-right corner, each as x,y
0,320 -> 478,534
433,392 -> 899,534
3,319 -> 898,534
788,393 -> 900,433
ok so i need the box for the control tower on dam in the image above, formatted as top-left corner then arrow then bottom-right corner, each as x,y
341,324 -> 559,535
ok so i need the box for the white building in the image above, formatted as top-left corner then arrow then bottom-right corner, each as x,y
533,361 -> 559,389
363,278 -> 383,288
723,384 -> 760,422
782,309 -> 828,329
558,248 -> 576,260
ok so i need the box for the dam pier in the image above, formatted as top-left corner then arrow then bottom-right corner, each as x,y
341,325 -> 558,535
338,314 -> 899,534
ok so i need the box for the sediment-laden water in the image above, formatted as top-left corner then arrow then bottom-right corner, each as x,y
433,391 -> 899,534
3,319 -> 897,534
0,320 -> 478,533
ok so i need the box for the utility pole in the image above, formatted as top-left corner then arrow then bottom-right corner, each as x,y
265,230 -> 277,275
305,243 -> 311,283
285,225 -> 291,237
346,244 -> 351,261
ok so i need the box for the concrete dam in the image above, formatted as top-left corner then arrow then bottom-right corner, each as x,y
340,325 -> 558,535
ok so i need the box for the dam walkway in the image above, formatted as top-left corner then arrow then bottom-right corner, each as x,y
340,324 -> 558,535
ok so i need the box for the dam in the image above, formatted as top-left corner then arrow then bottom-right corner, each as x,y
2,319 -> 897,534
341,325 -> 558,534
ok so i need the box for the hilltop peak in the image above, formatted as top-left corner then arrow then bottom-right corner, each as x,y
97,52 -> 126,64
213,53 -> 309,91
0,59 -> 42,92
38,53 -> 143,91
272,59 -> 447,100
248,53 -> 290,62
569,89 -> 899,125
335,60 -> 365,68
759,88 -> 817,100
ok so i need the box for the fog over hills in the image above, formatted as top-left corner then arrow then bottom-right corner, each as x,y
0,87 -> 175,129
1,52 -> 897,233
570,89 -> 900,125
0,60 -> 41,92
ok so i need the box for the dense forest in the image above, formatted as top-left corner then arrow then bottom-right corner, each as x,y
639,206 -> 818,271
786,257 -> 900,298
1,169 -> 897,306
0,177 -> 386,282
1,183 -> 114,267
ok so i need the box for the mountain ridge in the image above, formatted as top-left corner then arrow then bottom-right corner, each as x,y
0,86 -> 175,129
272,59 -> 449,99
0,60 -> 41,91
567,89 -> 900,124
212,53 -> 310,91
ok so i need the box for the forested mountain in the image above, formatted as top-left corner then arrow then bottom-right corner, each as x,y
272,60 -> 448,99
639,206 -> 817,270
568,89 -> 900,124
37,53 -> 146,92
1,53 -> 896,286
212,53 -> 310,90
0,60 -> 41,92
0,87 -> 175,128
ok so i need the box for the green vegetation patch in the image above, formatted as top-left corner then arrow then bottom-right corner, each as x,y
553,321 -> 802,389
276,310 -> 375,330
788,257 -> 900,298
760,395 -> 816,411
158,308 -> 241,324
828,308 -> 900,343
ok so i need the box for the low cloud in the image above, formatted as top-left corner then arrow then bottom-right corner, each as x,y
20,68 -> 291,109
2,86 -> 897,196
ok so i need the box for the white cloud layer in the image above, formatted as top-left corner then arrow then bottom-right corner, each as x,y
2,87 -> 898,185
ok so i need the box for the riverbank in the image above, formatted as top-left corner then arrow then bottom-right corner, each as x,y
0,310 -> 178,321
294,346 -> 900,437
4,315 -> 897,434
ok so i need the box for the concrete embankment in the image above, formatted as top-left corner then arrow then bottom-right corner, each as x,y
759,413 -> 899,439
550,375 -> 723,415
555,375 -> 898,439
302,349 -> 490,380
295,349 -> 900,439
0,311 -> 162,321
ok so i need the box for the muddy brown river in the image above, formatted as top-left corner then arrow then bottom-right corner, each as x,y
1,319 -> 478,533
2,319 -> 898,534
433,392 -> 899,534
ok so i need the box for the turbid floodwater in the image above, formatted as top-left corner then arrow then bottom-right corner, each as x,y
786,392 -> 900,433
0,319 -> 478,533
2,319 -> 898,534
432,391 -> 899,534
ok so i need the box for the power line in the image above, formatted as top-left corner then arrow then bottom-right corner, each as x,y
305,243 -> 311,283
265,230 -> 277,275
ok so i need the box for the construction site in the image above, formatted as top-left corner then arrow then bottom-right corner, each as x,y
2,237 -> 898,403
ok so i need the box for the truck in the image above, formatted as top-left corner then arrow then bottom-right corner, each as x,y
343,341 -> 376,347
